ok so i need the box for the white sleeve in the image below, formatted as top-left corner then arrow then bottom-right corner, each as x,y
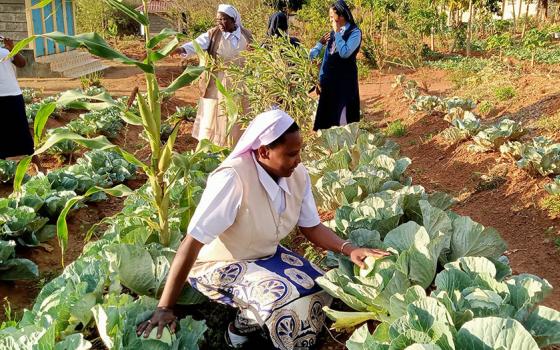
180,31 -> 211,58
297,168 -> 321,228
187,168 -> 242,244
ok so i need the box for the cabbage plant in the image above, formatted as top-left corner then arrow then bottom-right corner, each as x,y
345,256 -> 560,349
501,137 -> 560,176
0,240 -> 38,281
468,118 -> 526,153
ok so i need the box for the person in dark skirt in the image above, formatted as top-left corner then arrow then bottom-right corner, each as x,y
309,0 -> 362,131
0,36 -> 34,160
267,11 -> 300,47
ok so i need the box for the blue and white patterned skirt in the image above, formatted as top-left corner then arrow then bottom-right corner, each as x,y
188,246 -> 332,350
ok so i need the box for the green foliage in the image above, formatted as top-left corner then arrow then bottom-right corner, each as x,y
485,33 -> 513,54
541,194 -> 560,217
494,86 -> 516,101
501,137 -> 560,176
545,176 -> 560,195
468,118 -> 525,153
75,0 -> 139,36
21,88 -> 38,104
441,110 -> 481,144
533,112 -> 560,133
227,35 -> 318,133
522,29 -> 550,52
0,160 -> 17,183
478,100 -> 494,116
0,240 -> 38,281
385,120 -> 407,137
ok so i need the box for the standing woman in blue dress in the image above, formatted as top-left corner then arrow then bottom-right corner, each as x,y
310,1 -> 362,131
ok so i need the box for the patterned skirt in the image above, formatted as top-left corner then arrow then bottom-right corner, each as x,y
188,246 -> 332,350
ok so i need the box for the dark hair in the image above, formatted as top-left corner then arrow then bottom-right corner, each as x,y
330,1 -> 355,24
266,122 -> 300,148
330,5 -> 343,17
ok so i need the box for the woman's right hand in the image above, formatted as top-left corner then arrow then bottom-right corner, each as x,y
319,32 -> 331,45
172,47 -> 185,56
136,307 -> 178,338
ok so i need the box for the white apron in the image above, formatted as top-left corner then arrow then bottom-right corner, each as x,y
192,33 -> 248,147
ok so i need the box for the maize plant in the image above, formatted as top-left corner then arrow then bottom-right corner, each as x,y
7,0 -> 205,260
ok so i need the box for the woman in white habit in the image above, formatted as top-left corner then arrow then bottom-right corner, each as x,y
137,109 -> 389,349
174,4 -> 252,147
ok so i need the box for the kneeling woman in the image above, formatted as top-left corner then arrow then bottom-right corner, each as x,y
137,110 -> 388,349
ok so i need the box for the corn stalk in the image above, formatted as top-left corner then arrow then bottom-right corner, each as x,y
7,0 -> 204,258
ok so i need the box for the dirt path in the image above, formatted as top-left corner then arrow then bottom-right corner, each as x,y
360,68 -> 560,309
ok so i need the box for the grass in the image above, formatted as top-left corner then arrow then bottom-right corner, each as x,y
478,100 -> 494,116
422,132 -> 436,142
0,298 -> 17,331
494,86 -> 516,101
385,120 -> 407,137
357,59 -> 373,80
541,194 -> 560,217
533,112 -> 560,133
359,118 -> 378,133
80,71 -> 103,89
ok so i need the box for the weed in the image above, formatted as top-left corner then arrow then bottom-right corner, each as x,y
385,120 -> 407,137
533,112 -> 560,133
80,71 -> 103,89
358,119 -> 378,133
494,86 -> 516,101
0,298 -> 17,330
478,101 -> 494,116
422,132 -> 436,142
474,173 -> 506,192
357,59 -> 373,80
541,194 -> 560,217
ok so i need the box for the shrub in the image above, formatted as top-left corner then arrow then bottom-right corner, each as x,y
385,120 -> 407,137
478,100 -> 494,116
541,194 -> 560,217
494,86 -> 516,101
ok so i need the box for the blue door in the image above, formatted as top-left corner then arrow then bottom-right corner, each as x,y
30,0 -> 75,57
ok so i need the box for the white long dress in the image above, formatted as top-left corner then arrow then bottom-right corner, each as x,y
192,34 -> 248,146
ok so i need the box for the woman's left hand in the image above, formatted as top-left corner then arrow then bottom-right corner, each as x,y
349,247 -> 390,268
3,38 -> 14,51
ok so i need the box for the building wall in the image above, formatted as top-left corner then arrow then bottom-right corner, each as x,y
0,0 -> 28,40
149,13 -> 174,34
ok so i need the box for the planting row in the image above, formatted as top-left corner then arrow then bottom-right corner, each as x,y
302,124 -> 559,349
395,75 -> 560,191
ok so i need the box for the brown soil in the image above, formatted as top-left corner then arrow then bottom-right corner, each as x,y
2,48 -> 560,348
361,66 -> 560,310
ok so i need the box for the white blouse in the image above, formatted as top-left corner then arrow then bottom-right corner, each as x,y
0,48 -> 22,97
180,27 -> 242,59
188,153 -> 321,245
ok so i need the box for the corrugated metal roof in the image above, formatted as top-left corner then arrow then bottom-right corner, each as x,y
135,0 -> 174,14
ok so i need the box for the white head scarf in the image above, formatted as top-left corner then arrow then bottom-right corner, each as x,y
217,4 -> 242,27
226,109 -> 295,162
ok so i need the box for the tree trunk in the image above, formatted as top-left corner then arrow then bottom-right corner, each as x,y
511,0 -> 517,29
431,26 -> 435,50
542,0 -> 549,19
517,0 -> 523,31
502,0 -> 507,19
467,0 -> 474,56
384,13 -> 389,54
522,0 -> 530,38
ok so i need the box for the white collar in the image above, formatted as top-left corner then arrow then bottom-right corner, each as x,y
252,153 -> 292,201
222,26 -> 241,40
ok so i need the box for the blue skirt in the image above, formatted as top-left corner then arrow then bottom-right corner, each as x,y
189,245 -> 332,350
